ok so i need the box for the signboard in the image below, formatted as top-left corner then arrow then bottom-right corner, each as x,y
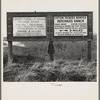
13,17 -> 46,36
7,12 -> 93,63
7,12 -> 93,41
54,16 -> 87,36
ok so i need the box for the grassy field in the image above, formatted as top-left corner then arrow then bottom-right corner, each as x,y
3,34 -> 97,82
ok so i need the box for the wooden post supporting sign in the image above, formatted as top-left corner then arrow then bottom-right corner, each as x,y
87,41 -> 91,61
8,41 -> 13,64
48,41 -> 55,61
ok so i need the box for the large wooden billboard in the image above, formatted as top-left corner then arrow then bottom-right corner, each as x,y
7,12 -> 93,41
7,12 -> 93,62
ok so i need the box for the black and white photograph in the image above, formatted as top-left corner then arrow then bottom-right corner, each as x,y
3,12 -> 97,82
1,0 -> 99,100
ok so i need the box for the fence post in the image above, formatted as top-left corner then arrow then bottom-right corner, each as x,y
87,41 -> 91,61
8,41 -> 13,64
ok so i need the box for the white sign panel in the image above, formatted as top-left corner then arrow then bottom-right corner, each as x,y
54,16 -> 87,36
13,17 -> 46,36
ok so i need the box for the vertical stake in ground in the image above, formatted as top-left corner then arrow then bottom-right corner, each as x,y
87,41 -> 91,61
48,41 -> 55,61
8,41 -> 13,64
47,14 -> 55,61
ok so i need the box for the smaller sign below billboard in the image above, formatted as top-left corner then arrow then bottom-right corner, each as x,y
54,16 -> 87,36
13,17 -> 46,36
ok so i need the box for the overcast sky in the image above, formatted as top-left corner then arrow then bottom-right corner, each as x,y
1,0 -> 98,37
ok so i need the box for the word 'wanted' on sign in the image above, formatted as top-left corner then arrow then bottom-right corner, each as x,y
13,17 -> 46,36
54,16 -> 87,36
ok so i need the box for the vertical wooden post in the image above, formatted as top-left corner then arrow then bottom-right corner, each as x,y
48,41 -> 55,61
87,41 -> 91,61
8,41 -> 13,64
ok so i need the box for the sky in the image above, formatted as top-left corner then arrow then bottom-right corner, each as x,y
1,0 -> 98,37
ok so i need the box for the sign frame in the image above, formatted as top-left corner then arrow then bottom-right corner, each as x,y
7,12 -> 93,41
7,12 -> 50,41
49,12 -> 93,41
